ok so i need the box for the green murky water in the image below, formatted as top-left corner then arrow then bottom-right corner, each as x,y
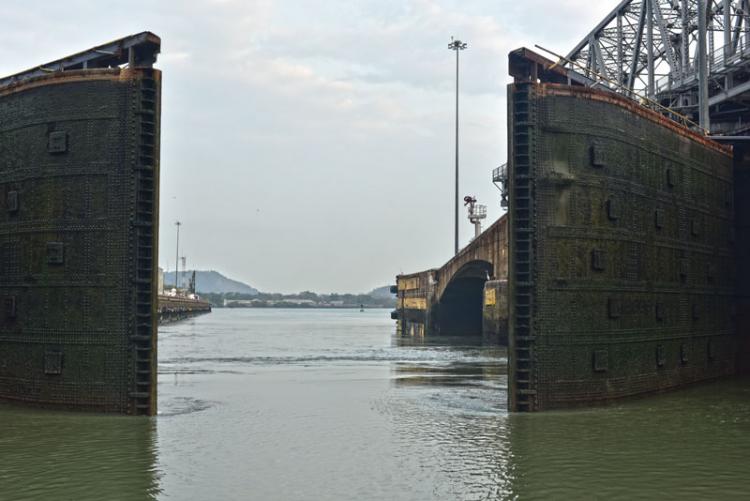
0,309 -> 747,500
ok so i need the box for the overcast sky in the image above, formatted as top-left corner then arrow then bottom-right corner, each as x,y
0,0 -> 616,293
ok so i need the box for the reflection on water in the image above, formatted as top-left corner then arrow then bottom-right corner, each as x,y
0,309 -> 748,500
390,332 -> 750,499
384,335 -> 513,499
507,380 -> 750,499
0,404 -> 160,501
392,334 -> 506,389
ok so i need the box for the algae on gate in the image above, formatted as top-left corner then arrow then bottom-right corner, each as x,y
507,79 -> 735,411
0,33 -> 161,415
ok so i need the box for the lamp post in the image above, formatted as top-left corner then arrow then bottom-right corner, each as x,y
174,221 -> 181,289
448,37 -> 467,255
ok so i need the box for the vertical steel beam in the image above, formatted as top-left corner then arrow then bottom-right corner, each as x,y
681,0 -> 690,77
709,5 -> 715,67
593,37 -> 610,80
698,0 -> 711,129
647,0 -> 655,96
652,0 -> 679,76
617,10 -> 624,85
628,1 -> 648,90
725,0 -> 733,57
732,0 -> 746,52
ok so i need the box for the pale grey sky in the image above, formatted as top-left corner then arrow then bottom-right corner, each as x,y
0,0 -> 615,293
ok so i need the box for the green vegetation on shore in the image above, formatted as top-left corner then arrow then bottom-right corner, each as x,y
201,288 -> 396,309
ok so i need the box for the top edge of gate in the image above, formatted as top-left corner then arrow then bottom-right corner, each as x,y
0,31 -> 160,90
0,67 -> 159,98
536,83 -> 732,156
508,46 -> 731,157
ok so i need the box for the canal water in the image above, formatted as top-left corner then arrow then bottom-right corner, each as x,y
1,308 -> 748,500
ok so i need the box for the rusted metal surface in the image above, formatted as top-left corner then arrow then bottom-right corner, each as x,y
0,32 -> 160,88
0,38 -> 161,415
509,47 -> 594,88
537,84 -> 730,154
507,80 -> 736,411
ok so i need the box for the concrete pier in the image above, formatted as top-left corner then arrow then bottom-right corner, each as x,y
158,295 -> 212,324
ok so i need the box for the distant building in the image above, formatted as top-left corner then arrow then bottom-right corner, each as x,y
224,299 -> 258,308
158,267 -> 164,295
280,299 -> 316,306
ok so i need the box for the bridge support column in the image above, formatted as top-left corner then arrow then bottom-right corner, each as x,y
482,280 -> 509,344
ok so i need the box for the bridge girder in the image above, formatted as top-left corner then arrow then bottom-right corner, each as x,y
565,0 -> 750,134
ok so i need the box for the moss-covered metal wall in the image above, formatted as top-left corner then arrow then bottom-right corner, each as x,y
0,68 -> 160,415
508,83 -> 736,411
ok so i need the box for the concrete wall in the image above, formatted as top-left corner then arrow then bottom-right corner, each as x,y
395,269 -> 435,337
483,280 -> 508,344
508,83 -> 737,411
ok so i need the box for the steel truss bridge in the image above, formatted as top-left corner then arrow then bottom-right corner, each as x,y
564,0 -> 750,135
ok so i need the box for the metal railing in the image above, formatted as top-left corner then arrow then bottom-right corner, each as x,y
656,34 -> 750,94
492,164 -> 507,183
471,205 -> 487,219
493,164 -> 509,209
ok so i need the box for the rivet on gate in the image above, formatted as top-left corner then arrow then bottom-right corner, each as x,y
655,302 -> 664,321
607,297 -> 621,319
656,345 -> 666,368
4,296 -> 16,319
593,349 -> 608,372
666,167 -> 675,188
606,198 -> 619,221
44,350 -> 63,375
590,142 -> 605,168
654,208 -> 664,229
6,191 -> 18,213
46,242 -> 64,265
47,131 -> 68,154
591,249 -> 606,271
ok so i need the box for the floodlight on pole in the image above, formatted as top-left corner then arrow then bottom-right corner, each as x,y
448,37 -> 467,255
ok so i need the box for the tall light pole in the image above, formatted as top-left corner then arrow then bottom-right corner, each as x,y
181,256 -> 187,288
174,221 -> 181,289
448,37 -> 467,255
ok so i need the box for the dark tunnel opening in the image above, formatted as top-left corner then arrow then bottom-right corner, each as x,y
435,261 -> 492,337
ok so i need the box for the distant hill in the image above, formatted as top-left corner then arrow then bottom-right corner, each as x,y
165,270 -> 259,295
369,285 -> 395,299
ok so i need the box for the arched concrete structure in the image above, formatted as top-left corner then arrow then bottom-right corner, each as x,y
395,216 -> 508,339
434,260 -> 492,336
